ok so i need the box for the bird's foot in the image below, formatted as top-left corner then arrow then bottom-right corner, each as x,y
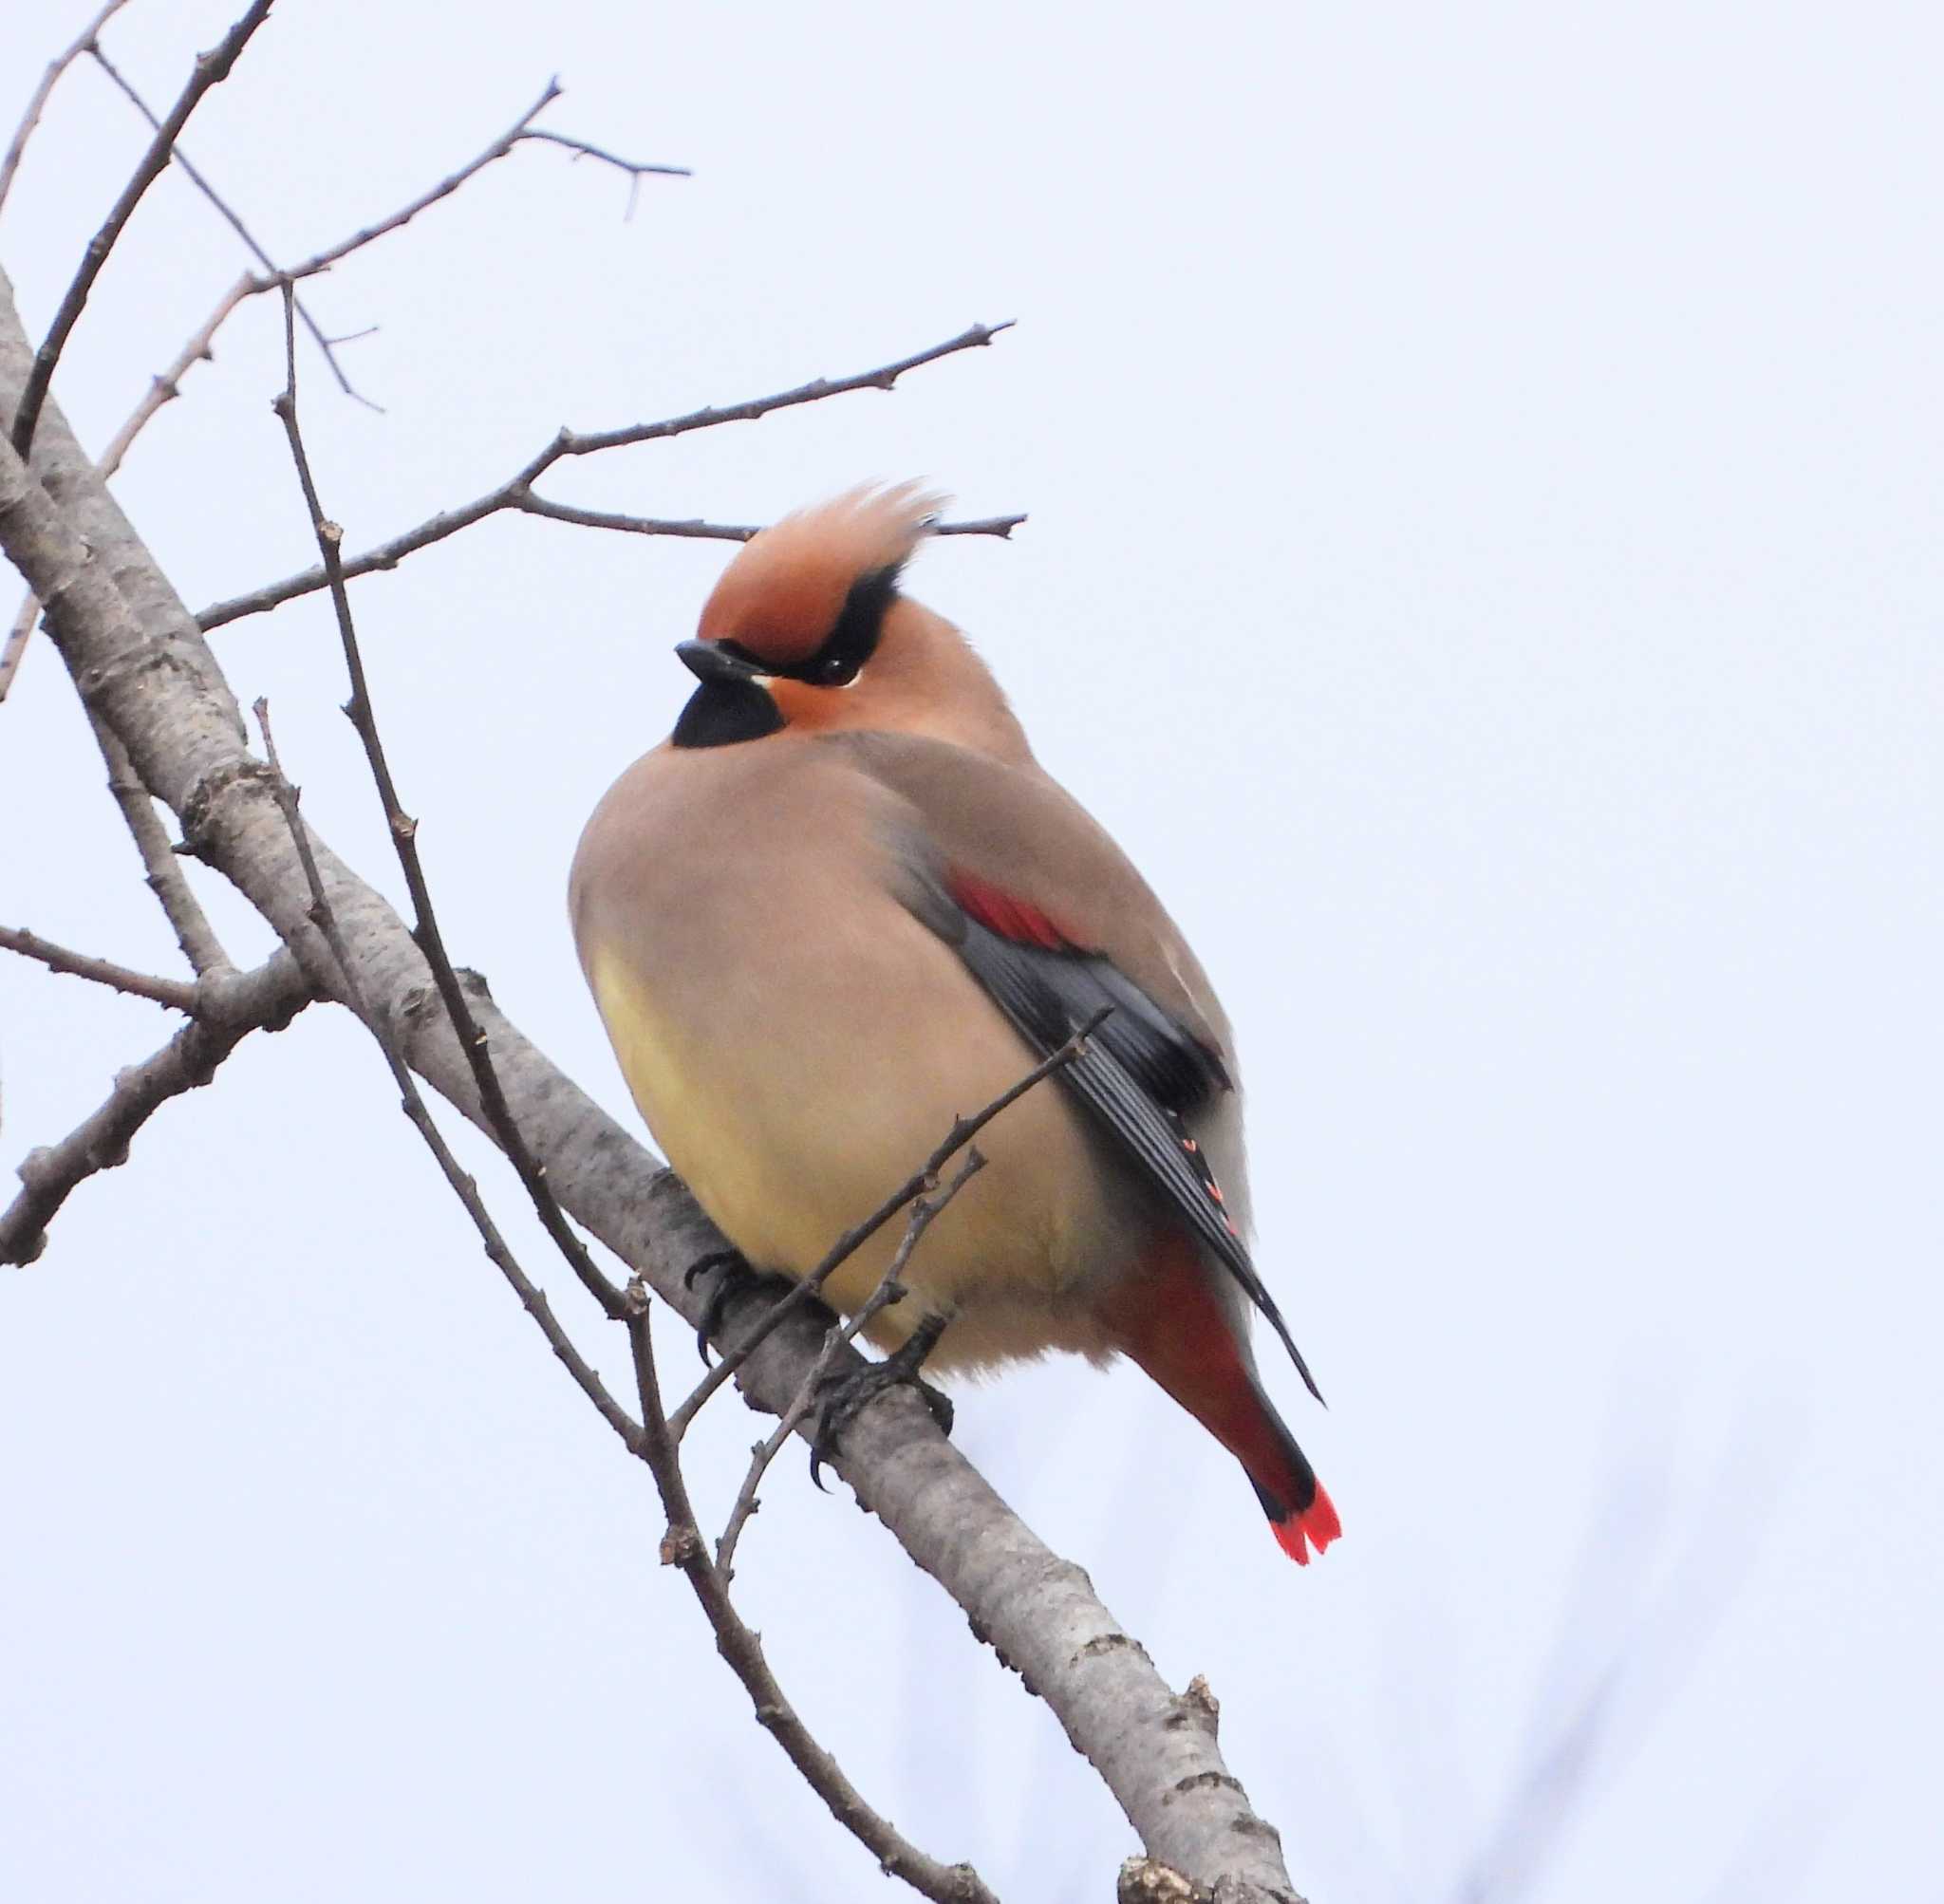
809,1312 -> 954,1490
682,1249 -> 795,1364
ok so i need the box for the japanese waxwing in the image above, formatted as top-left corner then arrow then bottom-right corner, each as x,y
570,484 -> 1339,1563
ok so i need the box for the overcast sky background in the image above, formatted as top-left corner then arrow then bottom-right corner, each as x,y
2,3 -> 1939,1899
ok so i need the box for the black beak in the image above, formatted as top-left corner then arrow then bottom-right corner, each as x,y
676,639 -> 764,685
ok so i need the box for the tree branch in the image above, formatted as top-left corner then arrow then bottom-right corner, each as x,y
86,42 -> 378,411
270,81 -> 685,289
0,0 -> 133,217
251,695 -> 641,1446
514,125 -> 691,218
715,1149 -> 987,1584
623,1279 -> 999,1904
87,711 -> 235,978
9,0 -> 275,457
511,489 -> 1026,544
0,922 -> 198,1011
0,272 -> 1302,1903
0,948 -> 309,1266
0,78 -> 685,700
268,282 -> 626,1325
195,321 -> 1019,631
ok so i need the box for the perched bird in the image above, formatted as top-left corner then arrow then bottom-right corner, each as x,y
570,485 -> 1339,1563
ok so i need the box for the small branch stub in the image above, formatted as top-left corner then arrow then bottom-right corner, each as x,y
1182,1674 -> 1222,1737
1119,1858 -> 1204,1904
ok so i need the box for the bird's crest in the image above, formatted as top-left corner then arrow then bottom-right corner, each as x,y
699,482 -> 945,667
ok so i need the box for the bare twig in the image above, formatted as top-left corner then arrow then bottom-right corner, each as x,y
623,1282 -> 998,1904
196,321 -> 1019,630
79,65 -> 685,412
9,0 -> 275,458
252,698 -> 641,1443
0,79 -> 685,700
0,923 -> 197,1012
0,948 -> 309,1266
88,712 -> 234,978
87,271 -> 252,486
512,490 -> 1027,544
275,82 -> 683,285
515,125 -> 690,218
716,1150 -> 987,1581
87,43 -> 378,411
0,0 -> 132,216
268,284 -> 626,1323
668,1004 -> 1110,1440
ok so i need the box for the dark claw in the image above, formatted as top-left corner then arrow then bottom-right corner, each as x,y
683,1249 -> 744,1294
684,1251 -> 803,1364
808,1313 -> 954,1490
682,1249 -> 752,1363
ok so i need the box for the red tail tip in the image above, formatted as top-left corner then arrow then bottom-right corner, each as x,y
1271,1483 -> 1342,1566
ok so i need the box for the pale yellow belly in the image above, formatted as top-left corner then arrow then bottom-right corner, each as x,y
587,938 -> 1139,1372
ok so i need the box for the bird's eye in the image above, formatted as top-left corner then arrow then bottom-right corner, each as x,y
817,653 -> 859,686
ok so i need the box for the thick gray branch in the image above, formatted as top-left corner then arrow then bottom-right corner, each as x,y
0,266 -> 1300,1903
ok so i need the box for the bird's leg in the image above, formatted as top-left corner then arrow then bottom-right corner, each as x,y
808,1311 -> 954,1490
682,1248 -> 797,1364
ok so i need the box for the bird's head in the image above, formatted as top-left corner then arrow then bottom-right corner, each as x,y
669,484 -> 1029,761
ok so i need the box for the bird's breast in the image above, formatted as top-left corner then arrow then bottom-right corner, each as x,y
570,743 -> 1147,1368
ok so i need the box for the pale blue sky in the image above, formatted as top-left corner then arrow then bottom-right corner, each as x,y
3,4 -> 1939,1899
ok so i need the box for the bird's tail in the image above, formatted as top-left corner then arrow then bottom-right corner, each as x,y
1107,1233 -> 1341,1565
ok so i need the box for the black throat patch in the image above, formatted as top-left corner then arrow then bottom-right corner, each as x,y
670,677 -> 785,749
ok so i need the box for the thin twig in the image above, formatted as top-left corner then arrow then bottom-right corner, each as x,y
0,80 -> 685,700
512,490 -> 1027,543
87,43 -> 378,411
508,125 -> 690,219
87,271 -> 252,488
623,1283 -> 999,1904
251,698 -> 640,1442
716,1151 -> 986,1581
88,713 -> 234,976
268,283 -> 626,1322
196,320 -> 1019,630
668,1003 -> 1110,1440
0,924 -> 198,1012
9,0 -> 275,457
0,0 -> 132,216
88,711 -> 234,977
0,949 -> 309,1267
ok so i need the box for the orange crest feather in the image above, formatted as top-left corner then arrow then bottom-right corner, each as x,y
698,482 -> 946,666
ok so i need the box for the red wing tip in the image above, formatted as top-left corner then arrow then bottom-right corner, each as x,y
1271,1483 -> 1342,1566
